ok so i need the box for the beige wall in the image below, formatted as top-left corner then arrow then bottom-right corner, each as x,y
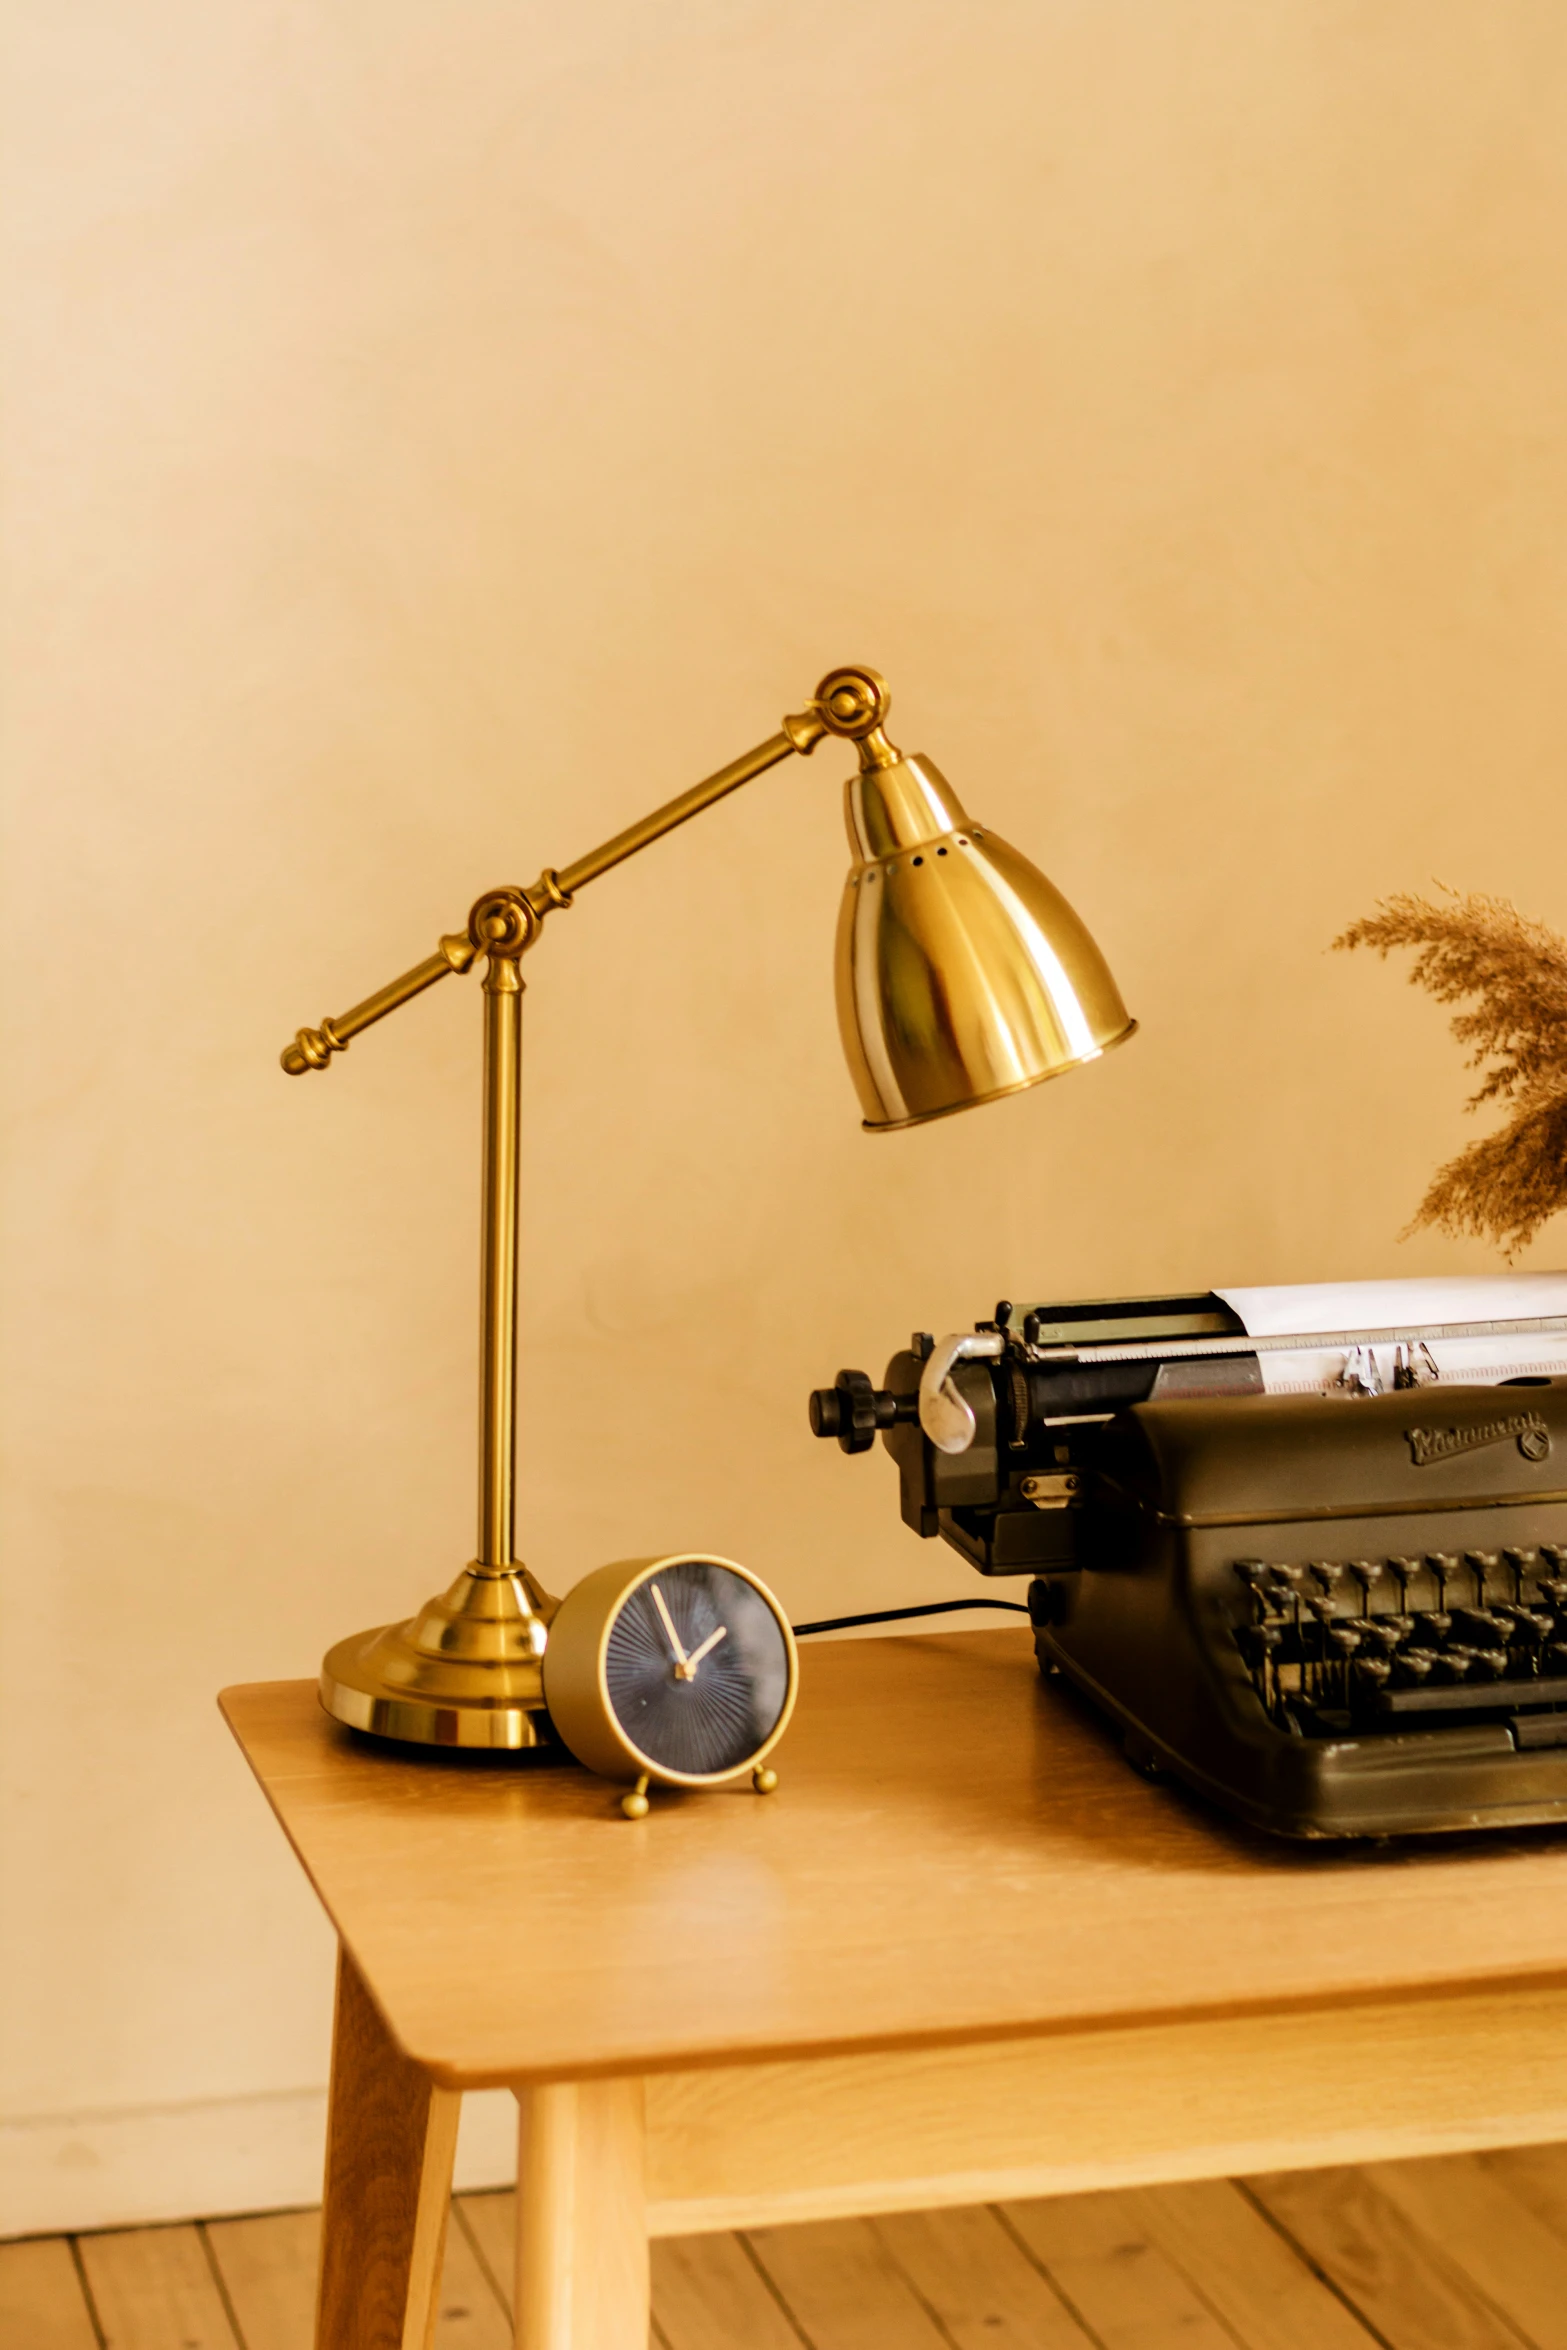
7,0 -> 1567,2231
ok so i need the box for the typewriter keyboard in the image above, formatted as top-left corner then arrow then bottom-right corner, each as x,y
1231,1547 -> 1567,1735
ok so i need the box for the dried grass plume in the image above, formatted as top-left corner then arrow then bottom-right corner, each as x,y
1334,889 -> 1567,1255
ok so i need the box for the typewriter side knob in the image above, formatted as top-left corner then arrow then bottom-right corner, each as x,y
808,1369 -> 915,1453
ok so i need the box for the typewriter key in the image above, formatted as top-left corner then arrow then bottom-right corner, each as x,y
1233,1561 -> 1271,1620
1325,1625 -> 1361,1698
1465,1551 -> 1501,1605
1349,1561 -> 1384,1613
1504,1547 -> 1539,1600
1427,1553 -> 1459,1609
1353,1656 -> 1392,1696
1271,1565 -> 1306,1623
1387,1557 -> 1418,1610
1519,1609 -> 1554,1644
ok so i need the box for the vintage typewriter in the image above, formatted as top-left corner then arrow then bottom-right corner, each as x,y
809,1277 -> 1567,1838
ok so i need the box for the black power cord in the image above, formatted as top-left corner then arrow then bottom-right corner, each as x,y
792,1598 -> 1031,1637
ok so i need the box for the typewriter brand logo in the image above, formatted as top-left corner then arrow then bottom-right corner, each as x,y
1404,1411 -> 1550,1468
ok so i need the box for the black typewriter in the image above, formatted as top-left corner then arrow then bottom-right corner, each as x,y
809,1281 -> 1567,1838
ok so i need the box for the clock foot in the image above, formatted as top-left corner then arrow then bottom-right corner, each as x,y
621,1774 -> 651,1819
752,1765 -> 779,1795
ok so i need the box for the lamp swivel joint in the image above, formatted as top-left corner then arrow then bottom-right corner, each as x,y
814,665 -> 890,738
802,664 -> 900,772
468,887 -> 540,962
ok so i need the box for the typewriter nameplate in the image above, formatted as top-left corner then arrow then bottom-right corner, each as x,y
1405,1410 -> 1550,1467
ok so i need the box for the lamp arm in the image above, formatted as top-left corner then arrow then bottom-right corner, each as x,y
515,660 -> 895,920
278,663 -> 892,1076
280,929 -> 480,1074
519,712 -> 822,919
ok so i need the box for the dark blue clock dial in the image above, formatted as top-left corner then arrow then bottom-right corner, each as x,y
604,1560 -> 791,1777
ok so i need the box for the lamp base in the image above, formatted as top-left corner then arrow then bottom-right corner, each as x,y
319,1562 -> 559,1751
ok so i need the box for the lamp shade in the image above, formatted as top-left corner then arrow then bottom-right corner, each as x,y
834,749 -> 1135,1130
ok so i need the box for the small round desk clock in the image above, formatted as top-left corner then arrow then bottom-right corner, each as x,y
542,1554 -> 798,1817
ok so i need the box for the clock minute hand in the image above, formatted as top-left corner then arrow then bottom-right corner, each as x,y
683,1624 -> 728,1680
649,1583 -> 689,1673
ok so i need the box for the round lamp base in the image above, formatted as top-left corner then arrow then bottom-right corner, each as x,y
319,1563 -> 557,1752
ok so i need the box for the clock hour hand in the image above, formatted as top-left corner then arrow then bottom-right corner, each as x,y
649,1582 -> 690,1673
682,1624 -> 728,1679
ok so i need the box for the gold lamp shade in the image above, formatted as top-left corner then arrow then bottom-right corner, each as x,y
834,747 -> 1136,1129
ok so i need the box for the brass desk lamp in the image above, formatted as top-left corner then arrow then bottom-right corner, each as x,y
281,665 -> 1134,1748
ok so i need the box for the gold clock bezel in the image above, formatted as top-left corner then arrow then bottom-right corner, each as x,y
541,1552 -> 799,1789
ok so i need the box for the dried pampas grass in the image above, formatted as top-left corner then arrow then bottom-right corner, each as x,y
1334,889 -> 1567,1255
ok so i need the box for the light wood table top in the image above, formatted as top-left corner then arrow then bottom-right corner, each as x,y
220,1630 -> 1567,2091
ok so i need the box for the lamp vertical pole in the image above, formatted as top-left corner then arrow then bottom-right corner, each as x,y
478,949 -> 523,1572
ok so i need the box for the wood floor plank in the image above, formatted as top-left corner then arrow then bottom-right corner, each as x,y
746,2218 -> 954,2350
1125,2178 -> 1382,2350
75,2223 -> 239,2350
428,2217 -> 513,2350
1370,2153 -> 1567,2350
873,2204 -> 1095,2350
206,2204 -> 511,2350
454,2193 -> 513,2316
0,2236 -> 101,2350
39,2152 -> 1567,2350
202,2210 -> 317,2350
1484,2142 -> 1567,2240
650,2235 -> 804,2350
1247,2166 -> 1525,2350
1001,2189 -> 1241,2349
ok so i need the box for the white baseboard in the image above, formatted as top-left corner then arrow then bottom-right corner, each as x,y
1,2085 -> 519,2240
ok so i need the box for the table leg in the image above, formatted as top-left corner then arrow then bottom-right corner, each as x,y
315,1944 -> 461,2350
514,2079 -> 648,2350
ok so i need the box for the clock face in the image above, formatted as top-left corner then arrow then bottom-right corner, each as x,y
604,1559 -> 792,1779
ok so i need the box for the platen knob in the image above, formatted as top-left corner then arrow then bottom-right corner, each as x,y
807,1370 -> 913,1454
809,1369 -> 880,1453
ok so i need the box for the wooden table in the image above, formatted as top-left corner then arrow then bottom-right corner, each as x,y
221,1630 -> 1567,2350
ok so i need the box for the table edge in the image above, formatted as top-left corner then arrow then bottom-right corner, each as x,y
216,1683 -> 1567,2091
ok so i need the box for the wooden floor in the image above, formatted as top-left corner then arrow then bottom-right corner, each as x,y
10,2146 -> 1567,2348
